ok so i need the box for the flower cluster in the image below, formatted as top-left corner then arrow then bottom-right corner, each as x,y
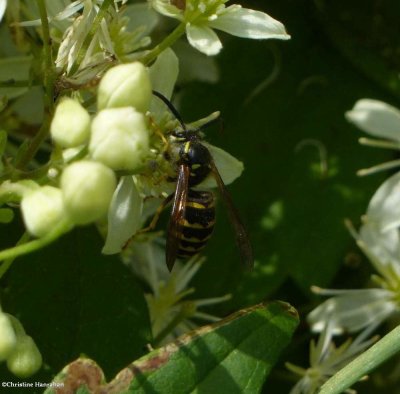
289,98 -> 400,391
17,62 -> 153,239
126,235 -> 231,344
0,0 -> 291,378
287,320 -> 377,394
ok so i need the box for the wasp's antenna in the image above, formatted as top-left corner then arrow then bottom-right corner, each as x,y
152,90 -> 187,131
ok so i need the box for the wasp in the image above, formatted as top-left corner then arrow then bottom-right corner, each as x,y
150,91 -> 253,271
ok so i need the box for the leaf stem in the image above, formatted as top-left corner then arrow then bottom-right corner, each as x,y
0,220 -> 72,264
319,324 -> 400,394
14,1 -> 56,170
36,0 -> 55,113
141,22 -> 186,65
0,232 -> 30,279
14,116 -> 51,170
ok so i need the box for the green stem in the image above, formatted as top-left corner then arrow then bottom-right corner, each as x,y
68,0 -> 113,76
14,1 -> 55,171
0,80 -> 35,88
36,0 -> 55,113
141,22 -> 186,65
319,324 -> 400,394
14,116 -> 51,170
0,232 -> 30,279
0,220 -> 72,263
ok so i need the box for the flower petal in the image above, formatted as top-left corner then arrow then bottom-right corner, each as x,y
200,142 -> 244,188
149,48 -> 179,119
366,171 -> 400,231
346,99 -> 400,142
150,0 -> 182,20
102,176 -> 143,254
186,23 -> 222,56
209,6 -> 290,40
359,222 -> 400,277
307,288 -> 396,334
0,0 -> 6,23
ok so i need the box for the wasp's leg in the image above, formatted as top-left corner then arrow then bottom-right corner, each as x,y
123,193 -> 174,249
139,193 -> 174,234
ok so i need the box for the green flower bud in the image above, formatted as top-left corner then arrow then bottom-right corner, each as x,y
89,107 -> 150,171
21,186 -> 67,237
0,313 -> 17,362
50,98 -> 91,148
97,62 -> 152,113
61,160 -> 117,225
7,335 -> 42,378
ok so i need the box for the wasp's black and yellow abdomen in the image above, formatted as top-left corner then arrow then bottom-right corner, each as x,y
177,190 -> 215,258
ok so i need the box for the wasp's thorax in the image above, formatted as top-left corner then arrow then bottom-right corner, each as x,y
168,129 -> 212,186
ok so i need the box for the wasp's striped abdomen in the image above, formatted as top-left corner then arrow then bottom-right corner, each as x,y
177,190 -> 215,258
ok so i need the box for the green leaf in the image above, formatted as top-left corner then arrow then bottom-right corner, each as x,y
314,0 -> 400,98
44,301 -> 298,394
0,227 -> 152,381
181,2 -> 393,302
0,56 -> 32,99
0,129 -> 6,156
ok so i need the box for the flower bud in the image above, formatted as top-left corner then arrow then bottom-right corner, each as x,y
0,313 -> 17,362
50,98 -> 91,148
89,107 -> 150,171
7,336 -> 42,378
21,186 -> 67,237
97,62 -> 152,113
61,160 -> 117,225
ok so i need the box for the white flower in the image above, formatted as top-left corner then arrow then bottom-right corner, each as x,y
97,62 -> 152,113
150,0 -> 290,55
308,219 -> 400,335
0,0 -> 6,22
21,186 -> 69,237
363,171 -> 400,233
89,107 -> 150,171
127,237 -> 230,344
102,176 -> 143,254
346,99 -> 400,176
61,160 -> 117,225
53,1 -> 149,78
287,320 -> 377,394
50,98 -> 91,148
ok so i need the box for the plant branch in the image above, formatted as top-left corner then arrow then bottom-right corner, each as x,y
141,22 -> 186,65
36,0 -> 55,113
319,324 -> 400,394
0,220 -> 72,264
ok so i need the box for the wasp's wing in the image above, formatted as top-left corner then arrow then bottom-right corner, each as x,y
166,164 -> 190,271
209,160 -> 254,270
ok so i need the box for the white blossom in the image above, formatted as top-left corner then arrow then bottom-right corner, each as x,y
128,239 -> 231,344
0,0 -> 6,23
346,99 -> 400,176
50,98 -> 91,148
287,320 -> 377,394
61,160 -> 117,225
150,0 -> 290,55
